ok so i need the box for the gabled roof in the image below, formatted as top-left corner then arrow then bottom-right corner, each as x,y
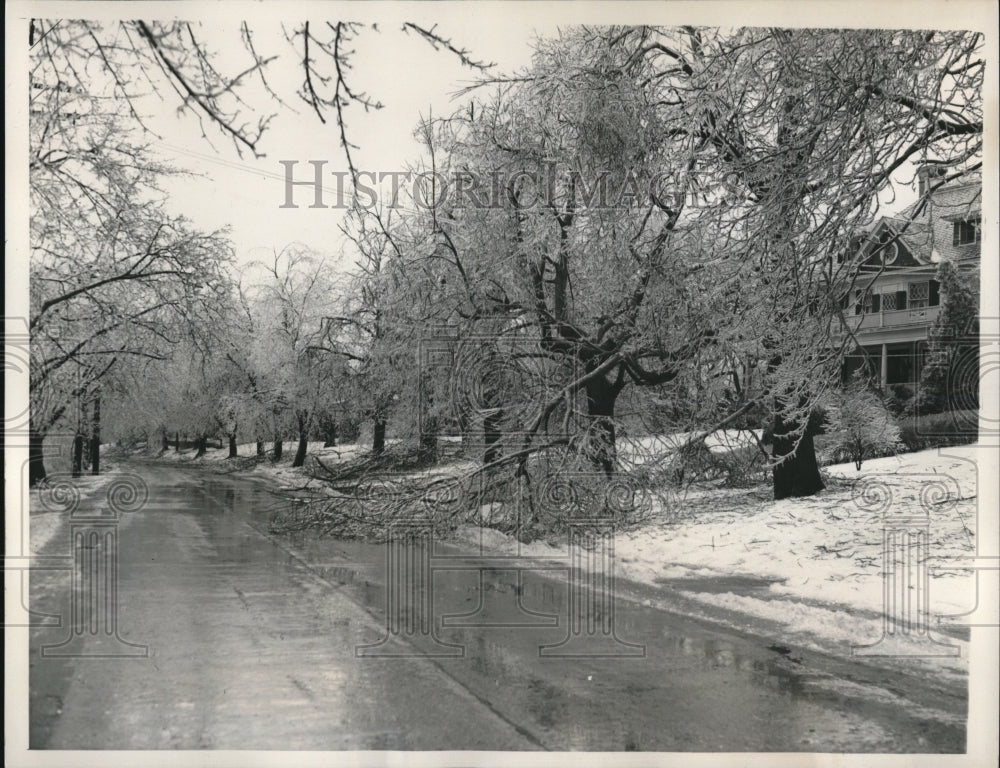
858,172 -> 981,268
854,218 -> 925,269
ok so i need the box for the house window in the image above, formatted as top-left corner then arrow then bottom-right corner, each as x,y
906,281 -> 940,309
953,216 -> 980,246
908,282 -> 929,309
886,343 -> 916,385
879,241 -> 899,265
876,290 -> 908,311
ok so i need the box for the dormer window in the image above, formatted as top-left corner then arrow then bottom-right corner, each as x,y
868,228 -> 902,267
953,216 -> 980,246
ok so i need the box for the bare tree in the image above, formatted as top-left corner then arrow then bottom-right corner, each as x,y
30,19 -> 492,164
239,246 -> 343,467
404,25 -> 982,501
29,117 -> 233,482
28,18 -> 493,479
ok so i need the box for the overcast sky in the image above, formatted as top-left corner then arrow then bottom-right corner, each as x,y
142,13 -> 937,273
148,16 -> 541,266
20,2 -> 982,278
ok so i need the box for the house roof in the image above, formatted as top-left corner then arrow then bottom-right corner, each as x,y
858,172 -> 981,267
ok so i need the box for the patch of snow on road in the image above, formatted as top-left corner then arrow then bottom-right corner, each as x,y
29,471 -> 122,553
30,512 -> 64,553
686,590 -> 969,678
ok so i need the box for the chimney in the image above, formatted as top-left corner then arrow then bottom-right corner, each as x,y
917,164 -> 947,198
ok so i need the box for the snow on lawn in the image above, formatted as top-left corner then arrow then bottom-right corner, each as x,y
154,441 -> 366,488
454,444 -> 984,673
154,440 -> 460,491
617,429 -> 762,468
621,446 -> 978,614
246,443 -> 365,489
634,429 -> 762,455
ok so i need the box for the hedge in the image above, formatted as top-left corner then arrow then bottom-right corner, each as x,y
895,409 -> 979,452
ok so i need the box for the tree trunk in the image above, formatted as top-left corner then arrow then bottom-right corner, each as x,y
771,407 -> 825,500
256,439 -> 264,456
274,438 -> 283,460
72,434 -> 84,478
419,417 -> 438,463
194,434 -> 207,458
585,373 -> 619,476
175,431 -> 181,452
90,394 -> 101,475
81,399 -> 91,468
228,432 -> 238,458
29,427 -> 47,486
292,436 -> 308,467
483,409 -> 502,464
372,418 -> 386,456
457,413 -> 473,457
161,429 -> 170,453
323,421 -> 337,448
292,415 -> 308,468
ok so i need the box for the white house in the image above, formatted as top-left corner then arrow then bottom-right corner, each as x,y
838,167 -> 981,395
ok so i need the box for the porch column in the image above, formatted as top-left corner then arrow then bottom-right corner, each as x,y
880,343 -> 888,389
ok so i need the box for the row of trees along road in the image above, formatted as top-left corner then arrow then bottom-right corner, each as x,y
28,66 -> 233,484
348,26 -> 983,500
27,18 -> 491,483
28,22 -> 982,503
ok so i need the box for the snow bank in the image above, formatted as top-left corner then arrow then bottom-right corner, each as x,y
156,439 -> 477,492
618,429 -> 763,466
453,444 -> 984,674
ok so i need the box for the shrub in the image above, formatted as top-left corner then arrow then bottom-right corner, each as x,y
896,409 -> 979,452
909,260 -> 979,417
823,377 -> 903,470
884,384 -> 914,416
665,440 -> 719,485
715,445 -> 769,487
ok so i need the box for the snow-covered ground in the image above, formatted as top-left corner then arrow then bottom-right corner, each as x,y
622,429 -> 762,456
150,440 -> 366,488
453,444 -> 983,676
621,445 -> 978,615
150,438 -> 477,490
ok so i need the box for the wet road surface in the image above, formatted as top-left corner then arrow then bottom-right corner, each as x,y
29,463 -> 967,751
